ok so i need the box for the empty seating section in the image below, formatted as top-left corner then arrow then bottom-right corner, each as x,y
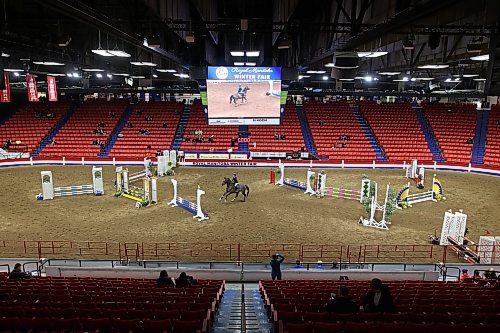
0,102 -> 69,154
109,101 -> 183,158
360,102 -> 433,161
248,104 -> 305,152
260,280 -> 500,333
483,105 -> 500,165
41,100 -> 128,158
181,100 -> 239,151
0,276 -> 224,333
423,103 -> 477,163
305,101 -> 376,160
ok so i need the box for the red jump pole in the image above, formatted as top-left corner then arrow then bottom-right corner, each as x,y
269,168 -> 275,184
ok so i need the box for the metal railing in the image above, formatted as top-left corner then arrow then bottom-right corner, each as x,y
3,239 -> 497,265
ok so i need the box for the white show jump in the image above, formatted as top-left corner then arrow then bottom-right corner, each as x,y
168,179 -> 209,222
40,166 -> 104,200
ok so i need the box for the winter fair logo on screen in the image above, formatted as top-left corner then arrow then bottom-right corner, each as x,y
215,66 -> 229,79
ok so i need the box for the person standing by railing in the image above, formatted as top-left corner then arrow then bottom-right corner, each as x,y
270,254 -> 285,280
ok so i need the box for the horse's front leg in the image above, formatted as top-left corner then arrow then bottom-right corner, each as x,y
232,192 -> 239,202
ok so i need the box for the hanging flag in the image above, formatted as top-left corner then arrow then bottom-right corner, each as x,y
0,72 -> 10,103
26,74 -> 39,102
47,75 -> 58,102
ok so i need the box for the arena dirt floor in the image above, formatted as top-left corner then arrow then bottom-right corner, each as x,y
0,165 -> 499,261
207,82 -> 281,118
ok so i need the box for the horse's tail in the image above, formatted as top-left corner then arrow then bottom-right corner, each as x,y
229,95 -> 233,104
245,185 -> 250,197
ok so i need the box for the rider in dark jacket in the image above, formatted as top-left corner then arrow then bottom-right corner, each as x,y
232,173 -> 239,190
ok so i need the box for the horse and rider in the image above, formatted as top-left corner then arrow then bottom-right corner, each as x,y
220,173 -> 250,202
229,85 -> 250,105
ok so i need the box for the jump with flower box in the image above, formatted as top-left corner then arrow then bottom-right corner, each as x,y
115,159 -> 158,207
270,162 -> 371,203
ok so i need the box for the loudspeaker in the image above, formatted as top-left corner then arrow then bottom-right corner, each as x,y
190,66 -> 207,80
429,33 -> 441,50
330,67 -> 358,80
281,68 -> 298,81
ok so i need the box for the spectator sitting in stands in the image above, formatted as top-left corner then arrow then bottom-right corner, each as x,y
162,122 -> 167,128
231,137 -> 237,147
156,148 -> 162,156
208,135 -> 215,143
50,138 -> 56,145
293,260 -> 304,269
484,268 -> 497,280
466,138 -> 473,144
147,145 -> 152,150
363,278 -> 394,313
332,143 -> 338,149
145,116 -> 153,121
126,122 -> 133,128
156,270 -> 174,288
323,286 -> 359,314
280,134 -> 286,140
98,122 -> 106,128
176,272 -> 192,288
496,119 -> 500,125
185,136 -> 191,142
9,263 -> 31,279
136,110 -> 142,115
341,142 -> 347,148
274,132 -> 279,140
319,120 -> 324,126
473,271 -> 482,281
253,142 -> 257,149
3,138 -> 13,150
460,269 -> 471,282
109,111 -> 116,118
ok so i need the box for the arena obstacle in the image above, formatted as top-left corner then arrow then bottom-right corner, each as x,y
405,159 -> 425,188
168,179 -> 209,221
439,210 -> 468,246
396,175 -> 444,208
115,166 -> 157,207
359,183 -> 391,230
273,162 -> 370,203
157,150 -> 177,176
478,236 -> 500,264
39,166 -> 104,200
266,80 -> 281,97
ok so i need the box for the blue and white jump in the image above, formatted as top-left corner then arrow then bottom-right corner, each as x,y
168,179 -> 209,222
39,166 -> 104,200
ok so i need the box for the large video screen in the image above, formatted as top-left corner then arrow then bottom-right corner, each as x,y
206,66 -> 282,125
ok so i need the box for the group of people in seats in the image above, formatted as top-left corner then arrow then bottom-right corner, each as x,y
323,278 -> 395,314
460,268 -> 499,286
156,270 -> 197,288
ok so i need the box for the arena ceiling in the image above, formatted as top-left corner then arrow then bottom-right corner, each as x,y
1,0 -> 499,95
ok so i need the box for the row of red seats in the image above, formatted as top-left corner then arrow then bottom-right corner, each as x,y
423,104 -> 477,163
249,103 -> 305,152
109,101 -> 183,158
485,106 -> 500,165
181,100 -> 239,151
305,101 -> 376,160
0,102 -> 69,153
359,102 -> 433,161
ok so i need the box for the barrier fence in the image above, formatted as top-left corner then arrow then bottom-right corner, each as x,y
1,239 -> 498,264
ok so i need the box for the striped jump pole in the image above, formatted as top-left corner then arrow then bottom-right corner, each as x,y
39,166 -> 104,200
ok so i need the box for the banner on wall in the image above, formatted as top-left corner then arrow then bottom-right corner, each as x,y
26,74 -> 39,102
0,73 -> 10,103
47,75 -> 58,102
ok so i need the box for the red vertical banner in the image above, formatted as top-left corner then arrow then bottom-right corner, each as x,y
0,73 -> 10,103
26,74 -> 39,102
47,75 -> 58,102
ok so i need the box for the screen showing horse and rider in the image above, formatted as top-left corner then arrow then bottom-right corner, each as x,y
206,66 -> 282,125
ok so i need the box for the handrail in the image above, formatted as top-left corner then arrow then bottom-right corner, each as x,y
0,263 -> 11,274
443,266 -> 461,282
22,261 -> 41,276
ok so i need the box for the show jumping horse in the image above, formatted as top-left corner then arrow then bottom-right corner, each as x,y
229,86 -> 250,105
220,177 -> 250,203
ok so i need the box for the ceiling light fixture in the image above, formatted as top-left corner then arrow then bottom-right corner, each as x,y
66,73 -> 73,77
470,54 -> 489,61
130,75 -> 145,79
106,74 -> 112,79
107,50 -> 131,57
96,73 -> 103,78
322,76 -> 329,80
358,51 -> 388,58
82,68 -> 105,72
245,62 -> 256,66
339,78 -> 354,81
473,78 -> 486,81
245,51 -> 260,57
4,68 -> 24,72
156,69 -> 176,73
112,73 -> 130,76
417,64 -> 449,69
230,51 -> 245,57
33,61 -> 65,66
324,63 -> 335,67
130,61 -> 157,67
378,72 -> 401,76
306,70 -> 326,74
152,74 -> 158,78
1,52 -> 10,57
46,73 -> 66,77
234,62 -> 245,66
462,74 -> 479,78
13,72 -> 20,77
